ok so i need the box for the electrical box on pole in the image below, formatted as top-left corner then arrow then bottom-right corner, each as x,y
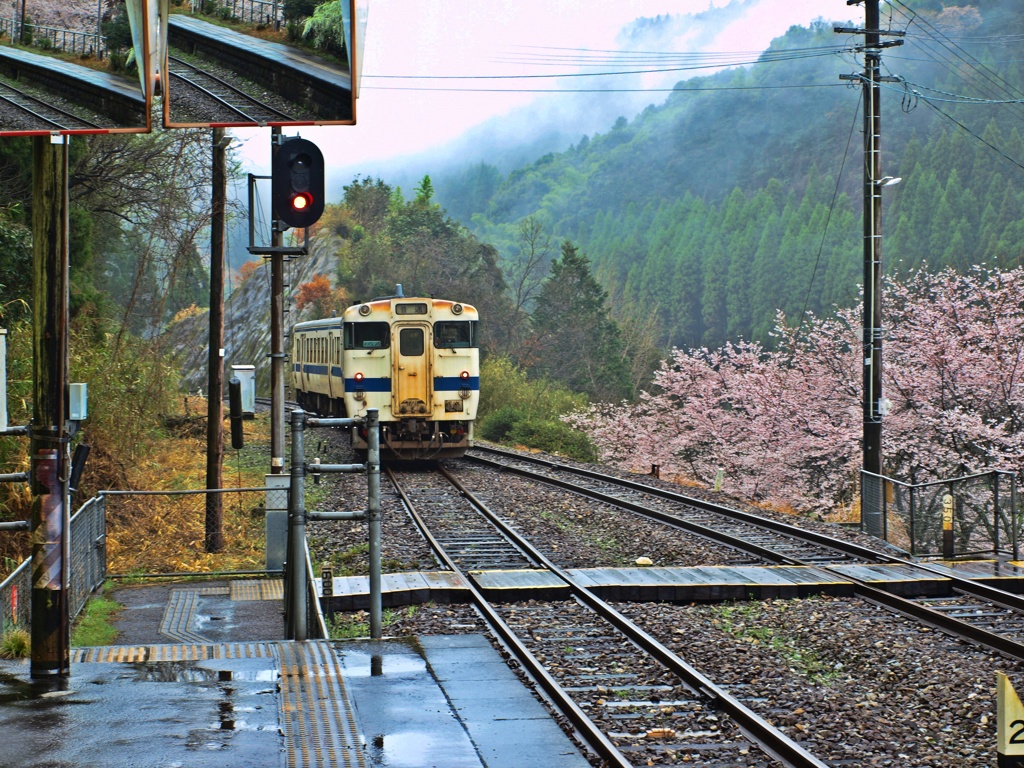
272,138 -> 325,230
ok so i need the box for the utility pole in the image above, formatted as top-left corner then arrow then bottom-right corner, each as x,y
205,128 -> 228,552
837,1 -> 904,537
30,135 -> 70,679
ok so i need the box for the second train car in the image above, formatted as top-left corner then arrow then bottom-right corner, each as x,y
291,290 -> 480,458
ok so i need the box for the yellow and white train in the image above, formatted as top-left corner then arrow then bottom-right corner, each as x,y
291,289 -> 480,458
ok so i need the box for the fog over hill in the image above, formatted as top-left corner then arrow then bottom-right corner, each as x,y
328,2 -> 845,198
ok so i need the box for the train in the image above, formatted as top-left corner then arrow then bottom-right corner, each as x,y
291,288 -> 480,458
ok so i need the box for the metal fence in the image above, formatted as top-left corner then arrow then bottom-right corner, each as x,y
0,18 -> 106,57
0,495 -> 107,631
0,481 -> 337,641
304,542 -> 326,639
188,0 -> 281,26
862,470 -> 1020,559
100,486 -> 288,575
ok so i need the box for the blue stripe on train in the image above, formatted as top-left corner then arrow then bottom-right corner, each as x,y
344,378 -> 392,393
434,376 -> 480,391
296,368 -> 479,393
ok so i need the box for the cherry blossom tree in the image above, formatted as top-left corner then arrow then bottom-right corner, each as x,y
569,267 -> 1024,512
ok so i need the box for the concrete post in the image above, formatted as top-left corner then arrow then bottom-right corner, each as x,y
288,408 -> 307,640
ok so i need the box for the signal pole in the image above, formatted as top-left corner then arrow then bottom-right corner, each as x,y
837,1 -> 903,537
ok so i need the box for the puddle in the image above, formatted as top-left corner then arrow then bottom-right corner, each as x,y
367,730 -> 450,768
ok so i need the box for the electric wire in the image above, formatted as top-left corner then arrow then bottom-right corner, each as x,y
363,43 -> 854,82
363,83 -> 847,94
887,1 -> 1024,124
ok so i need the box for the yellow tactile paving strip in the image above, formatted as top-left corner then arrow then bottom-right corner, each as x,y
230,579 -> 285,601
70,642 -> 279,664
278,641 -> 366,768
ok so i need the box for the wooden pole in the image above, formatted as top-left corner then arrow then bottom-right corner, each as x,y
205,128 -> 227,552
30,136 -> 70,679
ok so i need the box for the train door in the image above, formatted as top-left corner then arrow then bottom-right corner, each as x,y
393,323 -> 431,416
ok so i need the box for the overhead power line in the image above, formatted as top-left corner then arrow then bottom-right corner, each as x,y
363,43 -> 852,81
363,83 -> 846,94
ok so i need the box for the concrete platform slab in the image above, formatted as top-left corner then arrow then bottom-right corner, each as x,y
341,635 -> 590,768
0,634 -> 589,768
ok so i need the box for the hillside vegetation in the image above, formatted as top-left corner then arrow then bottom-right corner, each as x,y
436,2 -> 1024,349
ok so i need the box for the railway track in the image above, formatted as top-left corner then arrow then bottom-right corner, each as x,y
466,444 -> 1024,661
168,55 -> 296,124
0,80 -> 101,131
387,463 -> 828,768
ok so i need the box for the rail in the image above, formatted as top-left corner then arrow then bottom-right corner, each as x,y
390,463 -> 830,768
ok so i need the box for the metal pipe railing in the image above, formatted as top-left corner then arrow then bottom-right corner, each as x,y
286,409 -> 380,641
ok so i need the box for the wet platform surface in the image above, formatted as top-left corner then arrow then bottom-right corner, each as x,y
0,579 -> 588,767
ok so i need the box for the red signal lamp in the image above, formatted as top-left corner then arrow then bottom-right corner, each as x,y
291,193 -> 312,211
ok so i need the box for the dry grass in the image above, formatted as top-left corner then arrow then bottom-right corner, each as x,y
104,397 -> 273,575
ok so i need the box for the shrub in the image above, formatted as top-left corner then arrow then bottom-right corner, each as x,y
507,418 -> 597,462
478,405 -> 527,442
0,625 -> 29,659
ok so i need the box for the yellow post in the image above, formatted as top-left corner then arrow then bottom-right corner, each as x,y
942,493 -> 954,559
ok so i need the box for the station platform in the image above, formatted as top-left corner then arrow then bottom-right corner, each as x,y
0,579 -> 589,768
321,560 -> 1024,609
0,46 -> 147,129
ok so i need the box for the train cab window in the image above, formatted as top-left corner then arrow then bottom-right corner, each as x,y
400,328 -> 424,356
345,322 -> 391,350
434,321 -> 477,349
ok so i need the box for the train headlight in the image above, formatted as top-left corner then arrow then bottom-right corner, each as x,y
358,304 -> 371,316
452,303 -> 463,315
354,390 -> 366,402
459,388 -> 471,399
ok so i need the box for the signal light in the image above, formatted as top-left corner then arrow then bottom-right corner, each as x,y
272,137 -> 325,229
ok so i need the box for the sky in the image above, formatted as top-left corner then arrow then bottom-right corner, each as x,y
230,0 -> 851,181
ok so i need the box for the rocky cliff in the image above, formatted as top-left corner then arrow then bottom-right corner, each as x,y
167,232 -> 340,396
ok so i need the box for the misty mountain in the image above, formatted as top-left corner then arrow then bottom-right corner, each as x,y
330,2 -> 809,199
428,1 -> 1024,349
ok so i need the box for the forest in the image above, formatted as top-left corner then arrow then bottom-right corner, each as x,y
0,0 -> 1022,529
435,2 -> 1024,351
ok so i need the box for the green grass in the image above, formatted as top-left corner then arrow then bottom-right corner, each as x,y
712,601 -> 840,684
71,595 -> 122,647
0,624 -> 29,659
326,606 -> 416,639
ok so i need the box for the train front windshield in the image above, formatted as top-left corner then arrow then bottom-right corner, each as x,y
346,322 -> 390,349
434,321 -> 477,348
